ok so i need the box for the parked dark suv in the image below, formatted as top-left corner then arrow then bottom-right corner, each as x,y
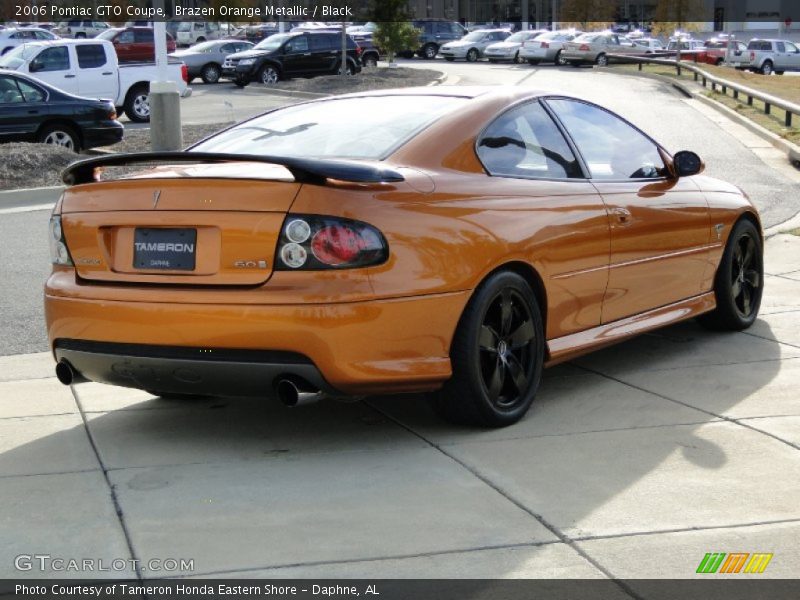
222,31 -> 362,87
406,20 -> 467,59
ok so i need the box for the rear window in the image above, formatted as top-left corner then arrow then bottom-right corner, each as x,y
191,95 -> 468,160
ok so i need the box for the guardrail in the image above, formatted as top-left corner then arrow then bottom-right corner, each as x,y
607,54 -> 800,128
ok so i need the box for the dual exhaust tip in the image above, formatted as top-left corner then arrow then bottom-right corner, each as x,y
55,361 -> 324,408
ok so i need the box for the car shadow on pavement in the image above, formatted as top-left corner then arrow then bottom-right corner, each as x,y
1,317 -> 799,581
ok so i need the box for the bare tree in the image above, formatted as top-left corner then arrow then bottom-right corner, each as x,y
558,0 -> 616,31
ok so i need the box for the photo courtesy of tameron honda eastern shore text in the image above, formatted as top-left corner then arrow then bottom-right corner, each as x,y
44,87 -> 764,427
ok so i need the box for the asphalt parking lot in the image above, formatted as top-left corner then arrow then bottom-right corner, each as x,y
2,60 -> 800,586
2,232 -> 799,582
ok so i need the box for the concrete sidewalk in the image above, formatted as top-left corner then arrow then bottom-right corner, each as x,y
1,236 -> 798,585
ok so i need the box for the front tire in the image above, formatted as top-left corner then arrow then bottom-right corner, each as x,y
596,53 -> 608,66
258,65 -> 280,85
698,219 -> 763,331
555,50 -> 567,65
432,271 -> 544,427
466,48 -> 479,62
123,84 -> 150,123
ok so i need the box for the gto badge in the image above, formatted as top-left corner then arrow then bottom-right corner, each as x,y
234,260 -> 268,269
76,257 -> 102,266
714,223 -> 725,240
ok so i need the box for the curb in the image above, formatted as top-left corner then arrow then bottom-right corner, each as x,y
609,67 -> 800,167
428,71 -> 448,86
261,88 -> 330,99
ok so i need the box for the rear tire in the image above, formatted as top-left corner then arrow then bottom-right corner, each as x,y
431,271 -> 544,427
760,60 -> 773,75
596,53 -> 608,66
555,50 -> 566,65
200,63 -> 221,84
698,219 -> 763,331
123,84 -> 150,123
422,43 -> 438,59
38,123 -> 80,152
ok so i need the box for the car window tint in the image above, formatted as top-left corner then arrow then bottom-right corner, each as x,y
36,46 -> 69,72
0,75 -> 25,103
287,36 -> 309,52
117,30 -> 134,43
76,44 -> 106,68
547,99 -> 665,179
777,42 -> 786,52
309,34 -> 332,50
477,101 -> 582,179
220,43 -> 234,53
16,77 -> 45,102
191,95 -> 468,160
134,29 -> 153,43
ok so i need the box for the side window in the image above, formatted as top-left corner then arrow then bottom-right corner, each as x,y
76,44 -> 107,68
195,23 -> 204,31
310,35 -> 332,51
134,29 -> 153,43
0,76 -> 25,103
776,42 -> 786,52
435,22 -> 451,34
116,30 -> 134,44
477,101 -> 582,179
547,99 -> 666,180
220,43 -> 234,54
35,47 -> 70,72
16,78 -> 46,102
451,23 -> 465,36
786,41 -> 799,53
291,36 -> 309,52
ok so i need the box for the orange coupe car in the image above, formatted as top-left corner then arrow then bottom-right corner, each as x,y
45,87 -> 764,427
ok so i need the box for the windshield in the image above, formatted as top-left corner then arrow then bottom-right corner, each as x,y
255,33 -> 291,50
191,95 -> 468,160
0,43 -> 41,68
96,29 -> 118,40
189,40 -> 218,52
505,32 -> 525,43
463,31 -> 488,41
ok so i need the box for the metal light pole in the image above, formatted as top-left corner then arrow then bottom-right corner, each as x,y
341,21 -> 347,76
150,0 -> 183,151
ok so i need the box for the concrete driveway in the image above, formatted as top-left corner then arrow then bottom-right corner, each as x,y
2,234 -> 799,585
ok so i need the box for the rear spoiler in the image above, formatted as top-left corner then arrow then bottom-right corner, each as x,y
61,152 -> 406,186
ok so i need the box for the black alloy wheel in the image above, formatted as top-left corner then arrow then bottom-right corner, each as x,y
699,219 -> 763,330
432,271 -> 544,427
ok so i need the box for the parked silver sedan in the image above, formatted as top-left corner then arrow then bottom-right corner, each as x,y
439,29 -> 510,62
483,30 -> 544,63
562,32 -> 640,66
171,39 -> 253,83
519,30 -> 579,65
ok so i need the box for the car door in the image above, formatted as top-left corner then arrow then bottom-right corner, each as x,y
309,33 -> 337,71
784,41 -> 800,70
546,98 -> 710,324
28,45 -> 78,94
75,43 -> 116,99
281,34 -> 312,75
476,99 -> 610,339
133,28 -> 154,61
0,74 -> 40,141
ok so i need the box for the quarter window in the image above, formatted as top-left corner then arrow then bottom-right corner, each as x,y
546,99 -> 666,179
477,101 -> 582,179
0,76 -> 24,103
16,78 -> 45,102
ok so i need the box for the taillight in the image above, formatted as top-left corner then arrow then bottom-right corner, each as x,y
750,51 -> 755,60
49,214 -> 73,266
579,44 -> 590,51
355,45 -> 362,56
541,41 -> 549,48
276,215 -> 388,270
181,64 -> 189,83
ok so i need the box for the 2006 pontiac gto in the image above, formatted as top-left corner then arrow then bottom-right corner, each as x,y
45,87 -> 763,427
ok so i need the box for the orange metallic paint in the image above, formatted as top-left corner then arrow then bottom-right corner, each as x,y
44,87 -> 762,396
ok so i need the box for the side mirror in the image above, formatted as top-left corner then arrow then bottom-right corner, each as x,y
672,150 -> 704,177
29,59 -> 42,72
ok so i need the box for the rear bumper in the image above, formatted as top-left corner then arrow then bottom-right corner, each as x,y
54,340 -> 335,397
45,278 -> 468,396
82,122 -> 124,149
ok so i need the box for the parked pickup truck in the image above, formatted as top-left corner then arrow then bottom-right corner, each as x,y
736,38 -> 800,75
0,38 -> 190,122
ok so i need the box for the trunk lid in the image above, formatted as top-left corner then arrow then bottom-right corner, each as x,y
60,166 -> 300,286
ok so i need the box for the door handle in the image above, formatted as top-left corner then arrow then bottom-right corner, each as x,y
64,74 -> 76,78
610,207 -> 632,224
28,110 -> 39,114
102,71 -> 113,75
302,52 -> 311,56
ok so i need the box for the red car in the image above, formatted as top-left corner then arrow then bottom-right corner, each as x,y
698,38 -> 747,65
97,27 -> 176,62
